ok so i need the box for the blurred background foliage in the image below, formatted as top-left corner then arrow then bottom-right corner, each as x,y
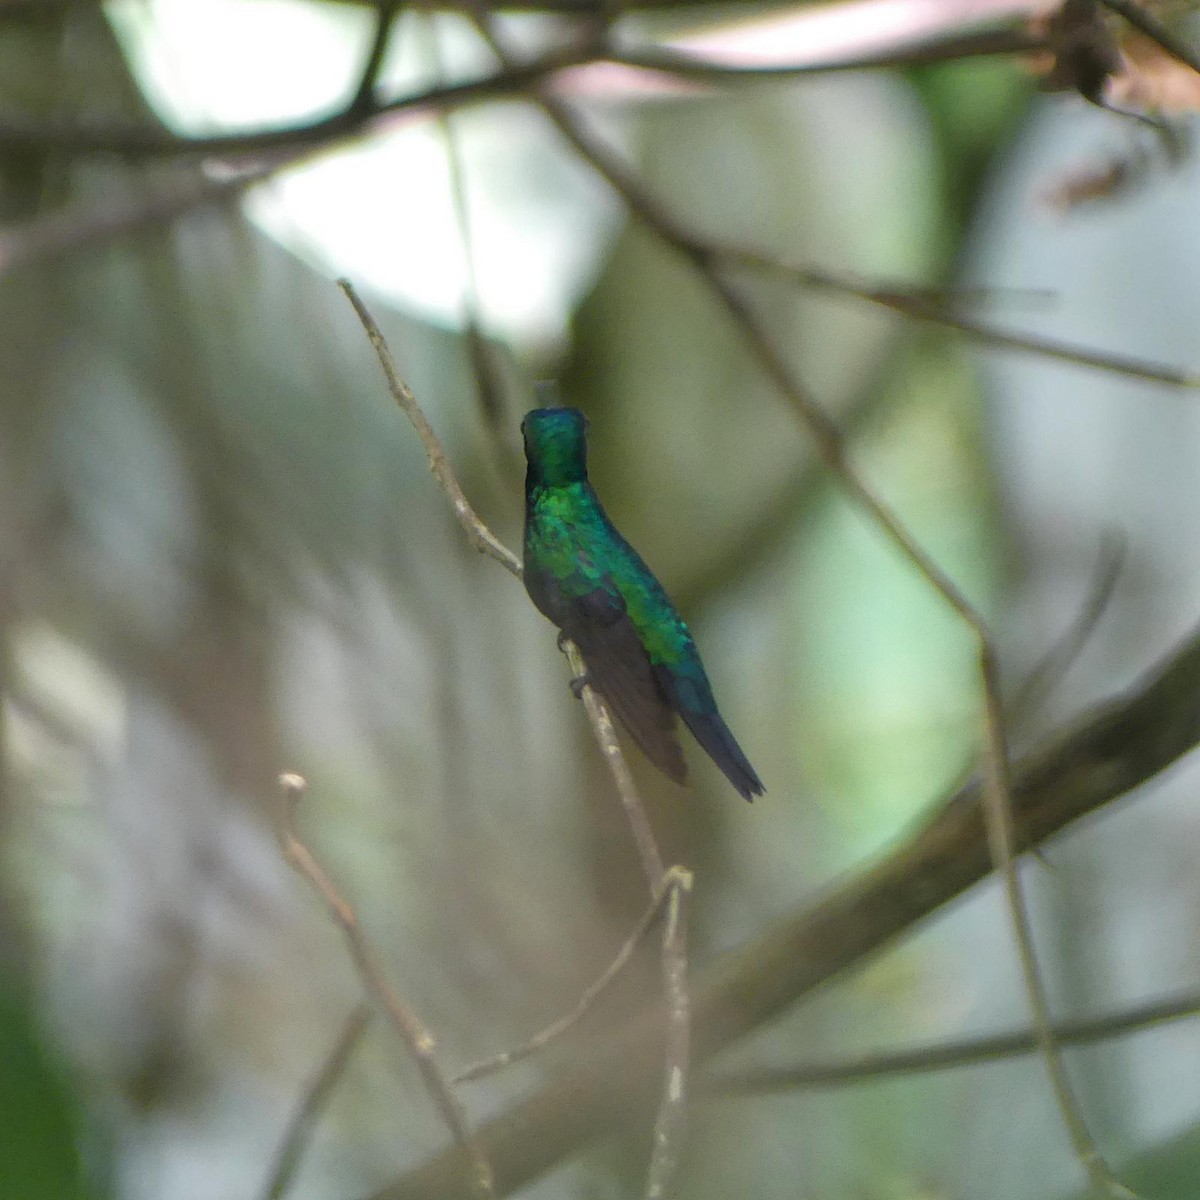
2,1 -> 1200,1198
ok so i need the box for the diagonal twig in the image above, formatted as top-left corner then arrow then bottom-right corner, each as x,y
261,1003 -> 372,1200
336,280 -> 521,577
1009,534 -> 1126,728
564,643 -> 693,1200
453,875 -> 680,1084
275,773 -> 494,1200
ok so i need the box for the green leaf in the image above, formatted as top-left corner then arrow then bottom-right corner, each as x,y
0,979 -> 92,1200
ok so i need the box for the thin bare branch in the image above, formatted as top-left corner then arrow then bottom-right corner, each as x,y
337,280 -> 522,576
261,1004 -> 372,1200
563,644 -> 694,1200
451,868 -> 691,1084
720,252 -> 1198,389
714,986 -> 1200,1093
564,641 -> 665,886
275,773 -> 494,1200
645,867 -> 692,1200
1010,535 -> 1126,724
453,880 -> 674,1084
976,650 -> 1136,1200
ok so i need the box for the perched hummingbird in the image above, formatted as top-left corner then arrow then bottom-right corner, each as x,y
521,407 -> 764,801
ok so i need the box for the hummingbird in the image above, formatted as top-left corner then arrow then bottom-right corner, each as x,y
521,406 -> 764,801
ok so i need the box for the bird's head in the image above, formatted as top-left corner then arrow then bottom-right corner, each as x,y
521,407 -> 589,487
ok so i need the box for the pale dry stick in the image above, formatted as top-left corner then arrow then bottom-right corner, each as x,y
454,876 -> 678,1083
469,22 -> 1136,1196
339,279 -> 695,1196
714,985 -> 1200,1094
648,863 -> 692,1200
262,1003 -> 372,1200
566,641 -> 664,884
336,280 -> 522,579
564,645 -> 693,1200
275,773 -> 495,1200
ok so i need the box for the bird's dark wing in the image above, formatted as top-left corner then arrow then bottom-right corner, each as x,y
653,664 -> 764,802
560,589 -> 688,786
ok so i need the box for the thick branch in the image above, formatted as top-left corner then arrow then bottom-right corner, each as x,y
369,619 -> 1200,1199
0,46 -> 600,157
0,23 -> 1046,159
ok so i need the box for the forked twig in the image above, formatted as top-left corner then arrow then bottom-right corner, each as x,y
261,1004 -> 372,1200
469,18 -> 1136,1195
453,865 -> 688,1084
274,773 -> 494,1200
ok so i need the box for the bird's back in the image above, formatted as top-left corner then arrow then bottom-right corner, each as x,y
524,479 -> 763,801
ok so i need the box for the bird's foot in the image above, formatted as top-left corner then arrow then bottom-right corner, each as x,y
556,630 -> 570,653
568,672 -> 591,699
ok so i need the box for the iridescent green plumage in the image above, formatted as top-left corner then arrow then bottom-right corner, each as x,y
521,407 -> 764,801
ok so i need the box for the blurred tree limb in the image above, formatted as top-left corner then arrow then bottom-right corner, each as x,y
712,985 -> 1200,1093
371,617 -> 1200,1198
0,8 -> 1049,158
276,773 -> 495,1198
